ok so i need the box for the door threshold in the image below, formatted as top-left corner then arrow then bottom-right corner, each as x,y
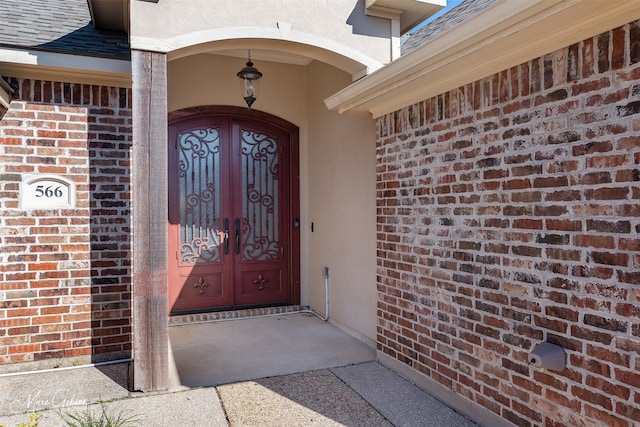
169,305 -> 307,326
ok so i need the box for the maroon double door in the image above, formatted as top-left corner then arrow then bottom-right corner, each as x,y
168,107 -> 300,313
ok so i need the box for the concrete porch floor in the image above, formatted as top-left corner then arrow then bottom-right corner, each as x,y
168,312 -> 376,387
0,313 -> 478,426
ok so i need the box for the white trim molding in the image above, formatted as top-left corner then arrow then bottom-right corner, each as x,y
0,47 -> 132,87
325,0 -> 640,117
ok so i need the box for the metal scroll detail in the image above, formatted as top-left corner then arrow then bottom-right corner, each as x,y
178,128 -> 223,264
240,129 -> 280,261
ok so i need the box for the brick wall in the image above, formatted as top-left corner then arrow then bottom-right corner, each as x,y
376,21 -> 640,427
0,79 -> 132,371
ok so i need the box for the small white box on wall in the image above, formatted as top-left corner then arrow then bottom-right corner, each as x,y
20,174 -> 76,210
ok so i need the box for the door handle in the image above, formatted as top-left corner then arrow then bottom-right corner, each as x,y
223,218 -> 229,255
234,218 -> 241,255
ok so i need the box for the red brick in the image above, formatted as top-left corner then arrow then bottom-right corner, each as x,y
545,389 -> 581,412
615,368 -> 640,386
584,404 -> 628,427
31,315 -> 62,325
27,262 -> 59,271
586,375 -> 630,400
64,348 -> 91,358
573,234 -> 615,249
616,402 -> 640,423
611,26 -> 626,69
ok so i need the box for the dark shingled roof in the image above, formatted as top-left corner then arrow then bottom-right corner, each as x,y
401,0 -> 500,55
0,0 -> 130,59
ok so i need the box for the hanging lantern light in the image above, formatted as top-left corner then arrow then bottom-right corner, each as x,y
236,50 -> 263,109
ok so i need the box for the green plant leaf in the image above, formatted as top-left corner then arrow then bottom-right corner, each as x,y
57,402 -> 140,427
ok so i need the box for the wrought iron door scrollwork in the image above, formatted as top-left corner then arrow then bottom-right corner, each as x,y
178,127 -> 222,264
241,129 -> 280,262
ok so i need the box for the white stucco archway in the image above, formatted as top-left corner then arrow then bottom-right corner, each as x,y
133,28 -> 383,81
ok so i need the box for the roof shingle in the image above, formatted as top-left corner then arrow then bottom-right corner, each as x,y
0,0 -> 129,59
401,0 -> 500,55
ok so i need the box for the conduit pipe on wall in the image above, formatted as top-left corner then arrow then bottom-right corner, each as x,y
308,267 -> 330,321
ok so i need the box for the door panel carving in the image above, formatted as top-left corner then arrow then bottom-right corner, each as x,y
239,269 -> 283,298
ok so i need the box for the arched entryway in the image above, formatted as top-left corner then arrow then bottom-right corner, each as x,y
168,106 -> 300,314
132,46 -> 377,392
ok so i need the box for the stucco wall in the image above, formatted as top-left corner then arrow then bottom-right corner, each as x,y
307,60 -> 377,342
168,54 -> 307,127
376,21 -> 640,427
130,0 -> 391,67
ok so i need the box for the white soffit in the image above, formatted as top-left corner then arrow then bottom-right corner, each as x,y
0,48 -> 132,87
366,0 -> 446,34
210,49 -> 313,67
327,0 -> 640,118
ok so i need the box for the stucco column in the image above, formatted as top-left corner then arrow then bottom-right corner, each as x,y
131,49 -> 169,392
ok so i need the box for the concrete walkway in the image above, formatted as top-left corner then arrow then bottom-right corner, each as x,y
0,314 -> 478,426
168,312 -> 377,387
